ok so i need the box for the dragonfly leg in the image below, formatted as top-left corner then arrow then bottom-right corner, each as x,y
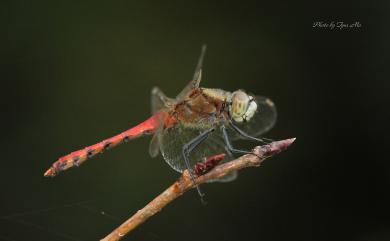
222,125 -> 260,157
229,121 -> 273,144
182,127 -> 215,197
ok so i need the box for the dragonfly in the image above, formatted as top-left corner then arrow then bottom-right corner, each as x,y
44,45 -> 277,195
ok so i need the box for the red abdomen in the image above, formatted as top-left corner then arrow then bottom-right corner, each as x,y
44,111 -> 168,177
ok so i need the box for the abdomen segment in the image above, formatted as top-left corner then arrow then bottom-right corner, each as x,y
44,112 -> 166,177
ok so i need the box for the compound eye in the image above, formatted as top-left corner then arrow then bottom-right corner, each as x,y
230,90 -> 250,122
244,98 -> 257,121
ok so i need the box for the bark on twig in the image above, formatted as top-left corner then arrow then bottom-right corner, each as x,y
101,138 -> 295,241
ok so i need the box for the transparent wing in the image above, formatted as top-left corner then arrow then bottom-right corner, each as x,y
150,87 -> 175,157
192,44 -> 207,82
230,96 -> 277,139
149,132 -> 160,158
176,45 -> 207,100
157,123 -> 237,182
151,87 -> 173,114
158,124 -> 222,172
205,137 -> 237,183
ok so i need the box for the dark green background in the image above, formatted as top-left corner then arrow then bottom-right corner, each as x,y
1,1 -> 389,241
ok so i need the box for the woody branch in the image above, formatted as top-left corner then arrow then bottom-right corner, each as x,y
101,138 -> 295,241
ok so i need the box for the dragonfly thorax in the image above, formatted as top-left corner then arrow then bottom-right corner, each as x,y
229,90 -> 257,123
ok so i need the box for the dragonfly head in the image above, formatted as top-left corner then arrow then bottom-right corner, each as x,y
229,90 -> 257,123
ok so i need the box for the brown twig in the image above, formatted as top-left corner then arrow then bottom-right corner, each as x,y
100,138 -> 296,241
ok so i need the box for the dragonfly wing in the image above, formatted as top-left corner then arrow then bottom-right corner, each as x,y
192,44 -> 207,83
149,132 -> 160,158
176,45 -> 207,100
158,123 -> 236,182
205,137 -> 238,183
151,87 -> 174,114
230,95 -> 277,139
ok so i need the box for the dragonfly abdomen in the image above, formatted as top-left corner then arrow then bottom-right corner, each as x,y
44,112 -> 166,177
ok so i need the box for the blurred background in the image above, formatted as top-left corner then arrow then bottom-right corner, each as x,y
1,1 -> 390,240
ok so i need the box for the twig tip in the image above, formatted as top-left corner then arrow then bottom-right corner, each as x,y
261,138 -> 296,157
287,137 -> 296,145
